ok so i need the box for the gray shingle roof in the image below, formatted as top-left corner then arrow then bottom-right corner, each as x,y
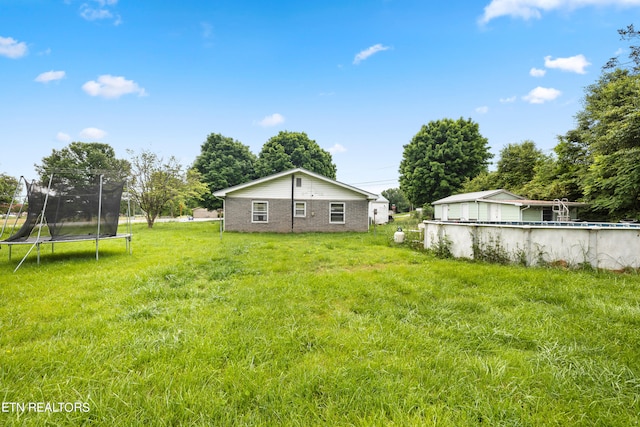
432,189 -> 522,205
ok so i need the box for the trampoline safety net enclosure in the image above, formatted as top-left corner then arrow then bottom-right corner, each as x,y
1,172 -> 132,271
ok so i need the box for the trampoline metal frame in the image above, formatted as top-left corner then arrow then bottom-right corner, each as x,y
1,173 -> 133,272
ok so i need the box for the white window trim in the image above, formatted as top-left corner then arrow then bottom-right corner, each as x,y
294,201 -> 306,217
252,200 -> 269,223
329,202 -> 345,224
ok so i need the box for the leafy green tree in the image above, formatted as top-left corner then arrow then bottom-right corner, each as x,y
462,139 -> 579,201
494,141 -> 546,193
399,118 -> 492,205
584,149 -> 640,219
547,130 -> 591,202
381,188 -> 410,212
35,142 -> 130,185
127,150 -> 206,228
460,171 -> 499,193
568,69 -> 640,219
562,25 -> 640,219
519,155 -> 564,200
603,24 -> 640,73
165,168 -> 211,217
255,131 -> 336,179
0,173 -> 20,207
192,133 -> 256,210
578,69 -> 640,156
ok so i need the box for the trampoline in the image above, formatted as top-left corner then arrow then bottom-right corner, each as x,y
1,172 -> 132,272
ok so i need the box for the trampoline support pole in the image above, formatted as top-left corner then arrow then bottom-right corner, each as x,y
14,173 -> 53,273
96,174 -> 103,261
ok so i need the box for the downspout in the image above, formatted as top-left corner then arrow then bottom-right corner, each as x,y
520,204 -> 531,222
96,174 -> 103,261
213,194 -> 225,240
291,174 -> 295,232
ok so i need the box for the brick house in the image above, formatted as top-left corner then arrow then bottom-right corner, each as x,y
213,168 -> 378,232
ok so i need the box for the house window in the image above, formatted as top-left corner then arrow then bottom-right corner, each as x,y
252,201 -> 268,223
294,201 -> 306,217
296,177 -> 302,187
330,202 -> 345,224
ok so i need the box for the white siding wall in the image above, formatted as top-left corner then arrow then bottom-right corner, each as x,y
228,173 -> 366,200
369,201 -> 389,224
231,176 -> 292,199
293,173 -> 366,200
434,205 -> 442,219
500,205 -> 521,222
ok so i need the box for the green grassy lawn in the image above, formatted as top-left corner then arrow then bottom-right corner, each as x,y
1,221 -> 639,426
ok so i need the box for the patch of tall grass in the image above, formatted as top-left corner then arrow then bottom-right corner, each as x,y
0,221 -> 639,425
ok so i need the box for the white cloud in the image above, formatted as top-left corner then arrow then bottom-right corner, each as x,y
79,127 -> 107,140
523,86 -> 561,104
500,96 -> 517,103
544,54 -> 591,74
35,70 -> 66,83
80,6 -> 112,20
475,106 -> 489,114
82,75 -> 147,99
530,67 -> 546,77
201,22 -> 213,39
56,132 -> 71,143
0,36 -> 28,59
328,144 -> 347,154
257,113 -> 285,127
479,0 -> 640,24
79,0 -> 121,25
353,44 -> 390,65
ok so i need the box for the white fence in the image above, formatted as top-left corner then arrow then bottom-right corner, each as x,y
423,221 -> 640,270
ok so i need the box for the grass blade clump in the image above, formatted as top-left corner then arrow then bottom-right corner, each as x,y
0,221 -> 639,425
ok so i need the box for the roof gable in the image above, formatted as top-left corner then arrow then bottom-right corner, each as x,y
213,168 -> 378,200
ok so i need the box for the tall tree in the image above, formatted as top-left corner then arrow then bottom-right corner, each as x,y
127,150 -> 206,228
192,133 -> 257,210
460,171 -> 499,193
462,139 -> 580,201
603,24 -> 640,73
255,131 -> 336,179
399,118 -> 492,205
0,173 -> 20,207
584,148 -> 640,218
570,69 -> 640,219
495,140 -> 547,193
547,130 -> 591,202
35,142 -> 130,185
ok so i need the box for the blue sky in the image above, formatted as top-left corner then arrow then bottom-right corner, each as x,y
2,0 -> 640,194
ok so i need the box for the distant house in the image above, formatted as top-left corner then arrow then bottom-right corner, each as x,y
369,195 -> 390,225
432,189 -> 585,222
213,168 -> 378,232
